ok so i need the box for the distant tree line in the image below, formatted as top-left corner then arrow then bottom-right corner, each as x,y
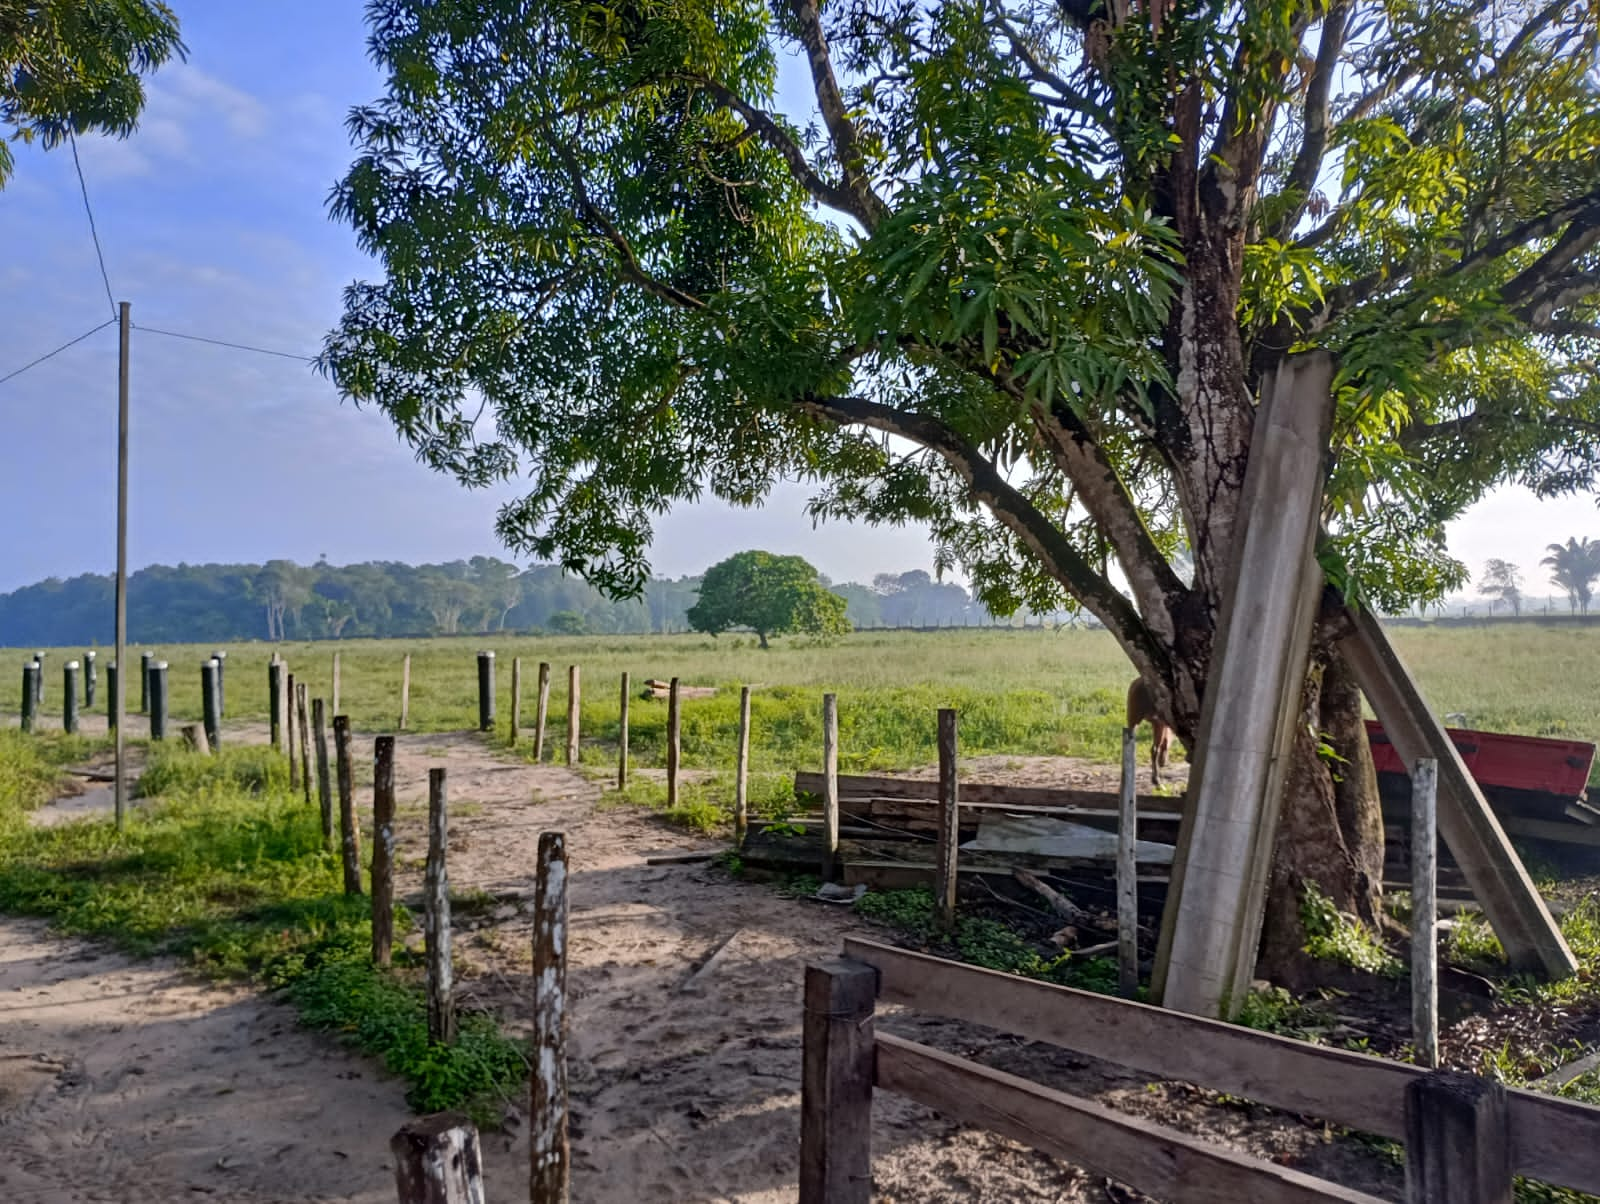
0,557 -> 1018,646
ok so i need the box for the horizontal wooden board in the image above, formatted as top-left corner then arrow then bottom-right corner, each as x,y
845,938 -> 1600,1192
874,1034 -> 1385,1204
795,771 -> 1177,813
1501,816 -> 1600,849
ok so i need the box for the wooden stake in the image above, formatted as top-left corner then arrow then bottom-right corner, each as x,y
335,715 -> 362,895
666,676 -> 681,812
799,958 -> 877,1204
476,651 -> 496,733
19,663 -> 36,733
268,659 -> 283,749
84,649 -> 96,709
1404,1072 -> 1511,1204
62,661 -> 79,735
565,665 -> 580,766
425,768 -> 456,1044
390,1113 -> 485,1204
202,658 -> 222,751
331,650 -> 341,715
936,708 -> 959,931
399,652 -> 411,731
534,661 -> 551,761
1118,726 -> 1139,995
530,830 -> 570,1204
314,699 -> 335,849
286,673 -> 300,790
1412,757 -> 1440,1070
296,683 -> 312,808
822,693 -> 840,881
372,735 -> 396,968
147,662 -> 168,741
735,685 -> 751,847
617,672 -> 629,790
511,656 -> 522,745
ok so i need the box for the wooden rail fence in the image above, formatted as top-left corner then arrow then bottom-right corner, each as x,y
801,937 -> 1600,1203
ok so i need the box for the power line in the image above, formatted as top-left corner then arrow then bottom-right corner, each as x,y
133,324 -> 316,363
0,319 -> 116,387
69,133 -> 118,321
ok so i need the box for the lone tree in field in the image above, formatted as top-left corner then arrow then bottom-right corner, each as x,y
1478,560 -> 1524,617
1,1 -> 184,186
687,551 -> 850,648
1542,537 -> 1600,615
324,0 -> 1600,974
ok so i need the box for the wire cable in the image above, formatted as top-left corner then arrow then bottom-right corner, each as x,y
132,324 -> 316,363
69,133 -> 118,321
0,319 -> 116,387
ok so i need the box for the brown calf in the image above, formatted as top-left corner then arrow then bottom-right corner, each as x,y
1125,678 -> 1174,787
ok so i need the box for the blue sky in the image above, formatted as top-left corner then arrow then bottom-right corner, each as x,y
0,3 -> 1593,602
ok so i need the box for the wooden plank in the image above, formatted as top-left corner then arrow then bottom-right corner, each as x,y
875,1034 -> 1385,1204
846,936 -> 1600,1194
1501,815 -> 1600,848
799,958 -> 876,1204
1405,1072 -> 1511,1204
530,830 -> 569,1204
822,694 -> 839,881
795,771 -> 1172,814
1117,726 -> 1138,995
1341,607 -> 1576,978
936,708 -> 959,931
1412,758 -> 1439,1069
391,1113 -> 485,1204
1155,352 -> 1334,1017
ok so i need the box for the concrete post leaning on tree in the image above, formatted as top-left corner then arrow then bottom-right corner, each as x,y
666,677 -> 682,812
936,708 -> 959,931
202,658 -> 222,751
268,659 -> 284,749
148,661 -> 169,741
511,656 -> 522,745
372,736 -> 397,968
1412,757 -> 1440,1070
212,650 -> 226,716
531,830 -> 570,1204
334,715 -> 362,895
735,685 -> 752,847
476,651 -> 495,733
617,671 -> 629,790
390,1113 -> 486,1204
534,661 -> 551,761
425,768 -> 456,1044
399,652 -> 411,731
62,661 -> 79,735
565,665 -> 580,766
296,684 -> 313,807
286,673 -> 300,790
822,693 -> 840,881
314,699 -> 335,849
84,650 -> 96,709
140,650 -> 153,714
1404,1071 -> 1511,1204
1118,726 -> 1139,996
20,662 -> 37,733
799,958 -> 877,1204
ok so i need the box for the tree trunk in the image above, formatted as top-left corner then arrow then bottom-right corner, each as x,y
758,630 -> 769,649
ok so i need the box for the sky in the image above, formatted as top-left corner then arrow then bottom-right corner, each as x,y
0,4 -> 1595,601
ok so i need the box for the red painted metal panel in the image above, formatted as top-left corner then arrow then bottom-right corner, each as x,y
1366,720 -> 1595,799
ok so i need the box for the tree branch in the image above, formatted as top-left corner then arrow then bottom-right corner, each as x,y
991,14 -> 1114,129
1270,0 -> 1351,241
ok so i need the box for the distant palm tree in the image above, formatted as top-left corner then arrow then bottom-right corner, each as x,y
1541,538 -> 1600,615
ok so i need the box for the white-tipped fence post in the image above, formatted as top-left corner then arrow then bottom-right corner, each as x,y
530,830 -> 570,1203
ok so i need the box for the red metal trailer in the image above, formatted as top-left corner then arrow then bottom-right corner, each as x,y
1365,720 -> 1594,799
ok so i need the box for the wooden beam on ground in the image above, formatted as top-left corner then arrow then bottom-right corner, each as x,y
794,771 -> 1173,814
1340,607 -> 1575,979
875,1035 -> 1386,1204
1155,351 -> 1335,1018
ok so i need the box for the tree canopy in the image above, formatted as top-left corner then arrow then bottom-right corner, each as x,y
686,550 -> 851,646
1542,537 -> 1600,614
0,0 -> 184,185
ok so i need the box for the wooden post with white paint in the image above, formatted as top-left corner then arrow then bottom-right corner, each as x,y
1118,726 -> 1139,996
314,699 -> 335,849
425,768 -> 456,1045
666,677 -> 681,812
390,1113 -> 485,1204
1412,757 -> 1440,1070
372,735 -> 397,968
1404,1072 -> 1511,1204
936,708 -> 959,931
799,958 -> 877,1204
565,665 -> 580,766
399,652 -> 412,731
617,672 -> 629,790
530,830 -> 570,1204
335,715 -> 362,895
822,693 -> 840,881
296,684 -> 312,808
534,661 -> 551,761
734,685 -> 751,847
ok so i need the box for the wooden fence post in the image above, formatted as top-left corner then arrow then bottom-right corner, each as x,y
565,665 -> 580,766
105,661 -> 117,729
1119,726 -> 1139,995
936,709 -> 959,931
84,650 -> 96,709
268,659 -> 283,748
212,649 -> 225,716
425,768 -> 456,1044
140,650 -> 152,715
617,672 -> 629,790
477,651 -> 496,733
332,650 -> 342,716
202,658 -> 222,751
62,661 -> 79,735
20,663 -> 36,733
735,686 -> 751,847
399,652 -> 411,731
534,661 -> 551,761
180,722 -> 210,755
822,694 -> 840,881
1405,1071 -> 1511,1204
1412,757 -> 1440,1069
372,735 -> 396,967
511,657 -> 523,745
314,699 -> 335,849
335,715 -> 362,895
531,830 -> 570,1204
799,958 -> 877,1204
666,677 -> 681,812
390,1113 -> 485,1204
287,673 -> 300,790
148,662 -> 169,741
296,684 -> 312,807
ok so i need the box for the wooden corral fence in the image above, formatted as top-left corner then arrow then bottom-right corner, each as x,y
802,937 -> 1600,1204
